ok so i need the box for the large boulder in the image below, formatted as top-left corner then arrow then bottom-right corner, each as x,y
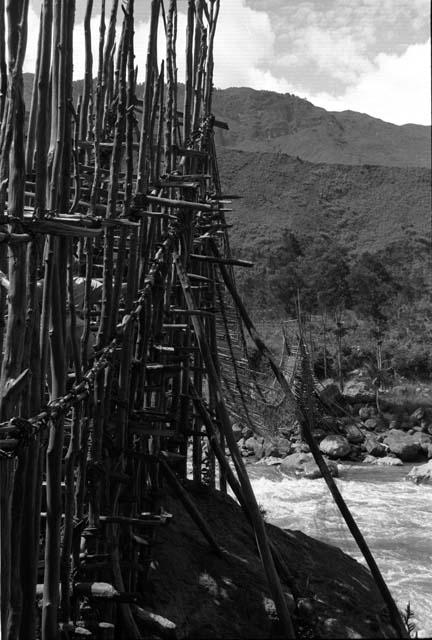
263,436 -> 292,459
411,432 -> 432,454
383,429 -> 423,462
343,379 -> 375,403
319,435 -> 351,459
244,436 -> 264,459
280,452 -> 338,479
407,461 -> 432,484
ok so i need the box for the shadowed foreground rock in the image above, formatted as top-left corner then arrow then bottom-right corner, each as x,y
143,483 -> 399,639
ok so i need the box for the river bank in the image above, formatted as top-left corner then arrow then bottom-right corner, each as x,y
235,375 -> 432,470
146,481 -> 403,639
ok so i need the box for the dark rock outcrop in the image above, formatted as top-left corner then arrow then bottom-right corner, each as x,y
149,483 -> 401,638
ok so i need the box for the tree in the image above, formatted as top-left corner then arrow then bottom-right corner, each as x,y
296,234 -> 351,318
347,252 -> 398,330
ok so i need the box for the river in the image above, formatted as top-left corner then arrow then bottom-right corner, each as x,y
247,462 -> 432,636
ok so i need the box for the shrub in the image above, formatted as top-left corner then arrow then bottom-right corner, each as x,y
390,346 -> 432,380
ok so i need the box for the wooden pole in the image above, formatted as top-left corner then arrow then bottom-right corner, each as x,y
183,0 -> 194,143
25,4 -> 42,174
0,0 -> 6,121
0,3 -> 30,635
159,454 -> 223,555
173,250 -> 296,639
79,0 -> 94,143
136,0 -> 160,194
42,0 -> 69,635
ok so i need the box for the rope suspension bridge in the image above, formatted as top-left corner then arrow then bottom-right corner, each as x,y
0,1 -> 408,638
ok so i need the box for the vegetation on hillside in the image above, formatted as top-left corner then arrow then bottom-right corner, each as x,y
239,230 -> 431,381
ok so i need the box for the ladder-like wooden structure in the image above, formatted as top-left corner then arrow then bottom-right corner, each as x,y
0,2 -> 409,639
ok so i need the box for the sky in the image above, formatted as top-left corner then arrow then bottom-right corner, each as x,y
23,0 -> 431,126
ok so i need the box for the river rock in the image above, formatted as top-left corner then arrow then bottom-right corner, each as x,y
358,406 -> 371,420
263,436 -> 291,458
319,435 -> 351,459
232,423 -> 243,442
364,417 -> 380,431
321,618 -> 362,639
383,429 -> 422,461
242,426 -> 253,440
318,380 -> 342,405
261,456 -> 283,466
363,454 -> 403,466
410,408 -> 425,424
280,452 -> 338,479
344,424 -> 364,444
407,460 -> 432,484
412,432 -> 432,452
244,437 -> 256,452
244,437 -> 264,459
343,379 -> 375,403
364,436 -> 386,457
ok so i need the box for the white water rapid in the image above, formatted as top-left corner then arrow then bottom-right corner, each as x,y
247,462 -> 432,636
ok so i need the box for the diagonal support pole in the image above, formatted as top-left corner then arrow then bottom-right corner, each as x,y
173,249 -> 296,639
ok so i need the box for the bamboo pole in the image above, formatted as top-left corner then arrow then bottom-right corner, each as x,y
173,250 -> 296,639
25,4 -> 42,174
159,455 -> 222,555
42,0 -> 70,635
90,1 -> 105,215
98,13 -> 128,344
0,0 -> 6,121
191,7 -> 206,135
34,0 -> 52,212
204,0 -> 219,113
79,0 -> 94,143
102,0 -> 119,134
0,3 -> 31,634
19,239 -> 42,640
183,0 -> 194,143
165,0 -> 176,174
136,0 -> 160,194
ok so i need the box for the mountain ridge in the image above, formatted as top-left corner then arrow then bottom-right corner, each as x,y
211,86 -> 430,168
21,74 -> 431,169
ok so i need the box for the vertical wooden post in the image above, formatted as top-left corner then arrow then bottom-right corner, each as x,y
183,0 -> 194,143
0,0 -> 6,121
204,0 -> 219,114
42,0 -> 70,635
0,2 -> 31,636
136,0 -> 160,194
79,0 -> 94,143
25,4 -> 42,174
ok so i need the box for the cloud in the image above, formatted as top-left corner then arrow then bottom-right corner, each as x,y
304,40 -> 431,125
22,1 -> 431,126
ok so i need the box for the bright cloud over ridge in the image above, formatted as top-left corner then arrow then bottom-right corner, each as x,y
22,0 -> 432,126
